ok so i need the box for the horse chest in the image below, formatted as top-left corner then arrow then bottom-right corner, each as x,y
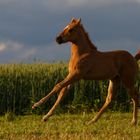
68,54 -> 81,71
68,60 -> 78,72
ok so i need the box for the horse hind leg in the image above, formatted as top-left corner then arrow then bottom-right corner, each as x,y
127,87 -> 138,125
121,75 -> 139,125
87,78 -> 118,125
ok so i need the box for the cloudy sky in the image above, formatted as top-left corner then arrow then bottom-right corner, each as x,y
0,0 -> 140,63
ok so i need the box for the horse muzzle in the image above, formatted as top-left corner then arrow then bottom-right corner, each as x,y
56,36 -> 63,44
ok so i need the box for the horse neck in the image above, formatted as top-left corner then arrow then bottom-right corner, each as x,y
80,25 -> 97,50
71,25 -> 97,56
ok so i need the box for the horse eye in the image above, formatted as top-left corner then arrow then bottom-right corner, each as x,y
69,28 -> 74,33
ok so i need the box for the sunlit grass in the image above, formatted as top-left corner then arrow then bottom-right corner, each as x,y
0,112 -> 140,140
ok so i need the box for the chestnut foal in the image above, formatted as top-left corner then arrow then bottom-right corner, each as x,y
32,18 -> 140,125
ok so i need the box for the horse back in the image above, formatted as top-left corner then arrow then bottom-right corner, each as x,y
83,50 -> 138,80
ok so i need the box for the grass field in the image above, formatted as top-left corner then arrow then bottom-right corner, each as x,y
0,112 -> 140,140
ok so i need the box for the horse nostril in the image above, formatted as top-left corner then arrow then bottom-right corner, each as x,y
56,36 -> 60,41
56,36 -> 63,44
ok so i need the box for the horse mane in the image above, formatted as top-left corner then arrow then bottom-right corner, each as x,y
135,50 -> 140,61
80,24 -> 97,50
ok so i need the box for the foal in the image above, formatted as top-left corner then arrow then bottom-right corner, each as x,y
32,18 -> 140,125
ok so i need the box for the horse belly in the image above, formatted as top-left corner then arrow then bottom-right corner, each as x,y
83,65 -> 118,80
83,73 -> 116,80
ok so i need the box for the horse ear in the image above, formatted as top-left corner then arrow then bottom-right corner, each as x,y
77,18 -> 81,25
71,18 -> 81,25
77,18 -> 81,23
71,18 -> 77,23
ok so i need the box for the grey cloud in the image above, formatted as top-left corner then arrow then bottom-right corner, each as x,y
0,0 -> 140,63
36,43 -> 70,62
42,0 -> 140,11
0,41 -> 37,63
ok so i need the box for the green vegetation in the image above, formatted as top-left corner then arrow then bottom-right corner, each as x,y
0,62 -> 140,139
0,62 -> 139,115
0,113 -> 140,140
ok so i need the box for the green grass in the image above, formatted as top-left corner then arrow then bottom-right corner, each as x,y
0,112 -> 140,140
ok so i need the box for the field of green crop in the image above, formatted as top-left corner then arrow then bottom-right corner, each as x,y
0,62 -> 139,115
0,112 -> 140,140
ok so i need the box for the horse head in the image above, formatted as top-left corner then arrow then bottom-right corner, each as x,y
56,18 -> 81,44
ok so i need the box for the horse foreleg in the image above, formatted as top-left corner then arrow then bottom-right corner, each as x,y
42,85 -> 72,121
87,79 -> 117,125
32,72 -> 78,109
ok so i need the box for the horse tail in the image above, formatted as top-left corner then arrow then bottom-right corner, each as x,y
135,50 -> 140,61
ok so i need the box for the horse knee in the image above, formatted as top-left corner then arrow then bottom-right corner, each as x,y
128,88 -> 138,97
128,88 -> 139,104
106,95 -> 113,104
53,83 -> 62,93
106,80 -> 115,104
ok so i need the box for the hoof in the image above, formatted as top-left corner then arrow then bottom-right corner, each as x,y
85,119 -> 96,125
32,105 -> 35,109
42,116 -> 49,122
131,120 -> 137,126
86,121 -> 93,125
42,118 -> 47,122
84,121 -> 91,126
42,114 -> 52,122
32,103 -> 38,109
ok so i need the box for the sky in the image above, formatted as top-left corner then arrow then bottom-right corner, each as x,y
0,0 -> 140,63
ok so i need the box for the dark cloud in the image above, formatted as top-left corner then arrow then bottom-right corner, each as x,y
0,0 -> 140,63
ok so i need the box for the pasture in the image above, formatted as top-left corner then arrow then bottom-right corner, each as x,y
0,113 -> 140,140
0,63 -> 140,139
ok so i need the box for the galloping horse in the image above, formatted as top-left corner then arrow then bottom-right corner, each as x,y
32,18 -> 140,125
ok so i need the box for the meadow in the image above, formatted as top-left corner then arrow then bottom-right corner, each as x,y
0,62 -> 140,140
0,112 -> 140,140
